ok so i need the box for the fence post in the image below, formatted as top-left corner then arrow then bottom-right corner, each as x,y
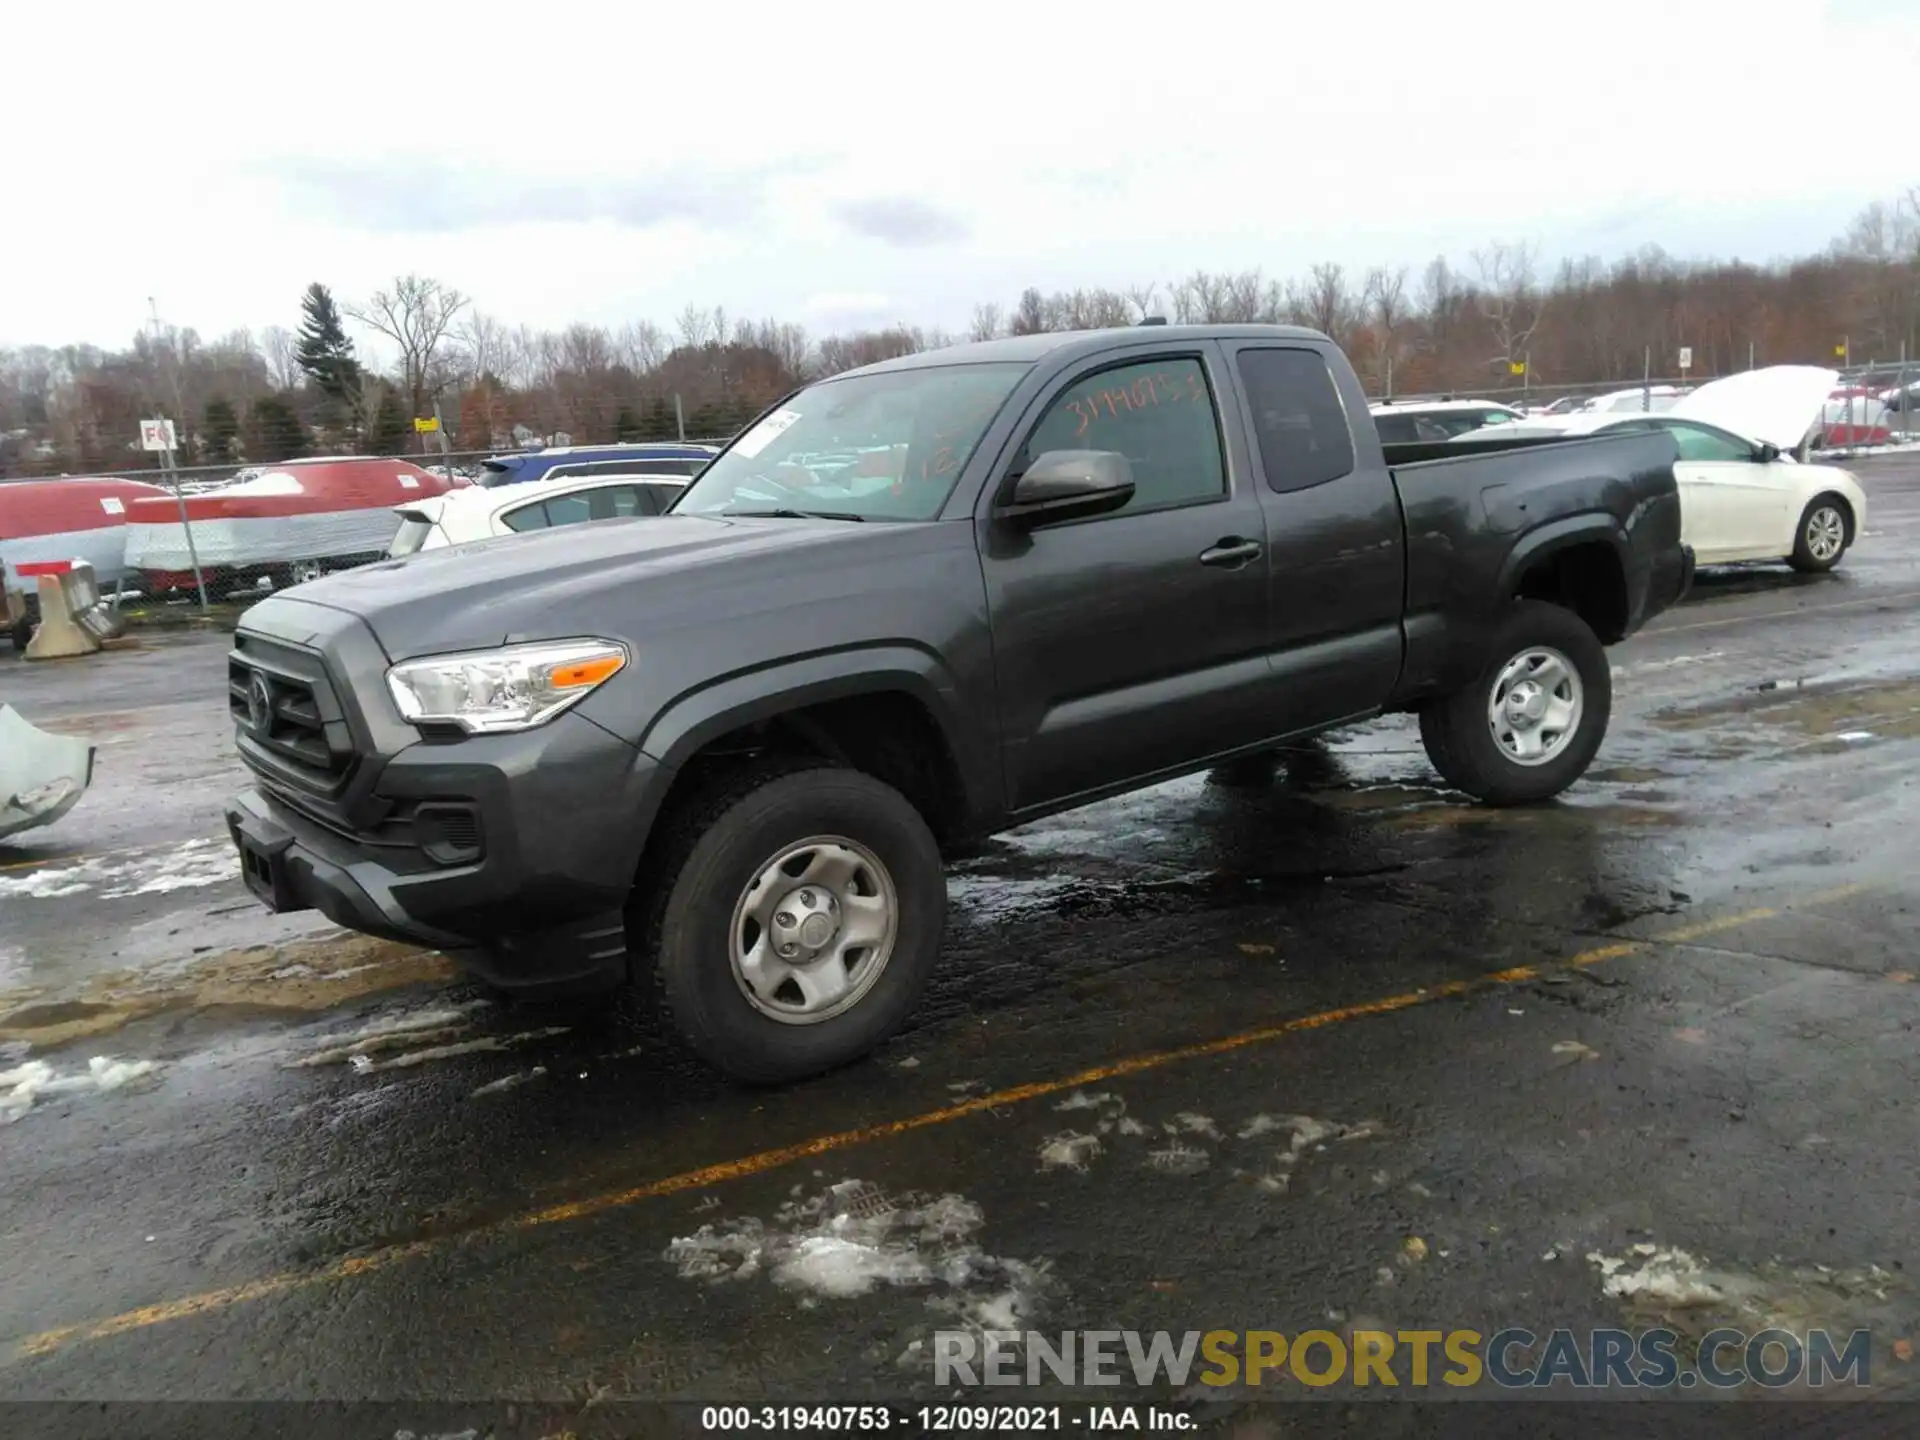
674,393 -> 687,442
162,444 -> 209,613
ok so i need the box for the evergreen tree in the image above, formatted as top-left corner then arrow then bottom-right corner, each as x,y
294,283 -> 362,412
202,397 -> 241,462
249,394 -> 309,463
613,404 -> 644,442
642,396 -> 676,441
369,387 -> 409,456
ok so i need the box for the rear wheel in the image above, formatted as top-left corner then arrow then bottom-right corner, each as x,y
636,760 -> 946,1084
1788,494 -> 1851,573
1419,600 -> 1612,806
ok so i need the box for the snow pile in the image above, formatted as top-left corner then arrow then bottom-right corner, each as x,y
1,1055 -> 160,1123
664,1180 -> 1049,1330
0,839 -> 235,901
1589,1245 -> 1722,1306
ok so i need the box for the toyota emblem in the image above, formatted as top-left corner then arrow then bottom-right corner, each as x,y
246,672 -> 272,731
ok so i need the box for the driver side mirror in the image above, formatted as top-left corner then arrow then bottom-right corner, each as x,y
1754,442 -> 1781,463
995,450 -> 1135,530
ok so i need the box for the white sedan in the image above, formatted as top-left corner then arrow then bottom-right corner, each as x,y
386,471 -> 688,557
1467,366 -> 1867,573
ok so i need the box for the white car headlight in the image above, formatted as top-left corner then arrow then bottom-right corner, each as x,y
386,639 -> 628,734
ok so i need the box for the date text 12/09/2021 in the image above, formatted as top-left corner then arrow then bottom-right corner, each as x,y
700,1405 -> 1193,1431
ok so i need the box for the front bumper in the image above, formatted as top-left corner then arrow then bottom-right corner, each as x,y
225,712 -> 667,991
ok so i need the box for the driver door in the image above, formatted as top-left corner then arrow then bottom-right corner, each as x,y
977,348 -> 1277,812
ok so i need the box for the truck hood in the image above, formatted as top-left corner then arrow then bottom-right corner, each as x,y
285,513 -> 915,659
1669,366 -> 1837,452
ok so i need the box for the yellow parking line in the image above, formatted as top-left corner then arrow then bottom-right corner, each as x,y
0,853 -> 88,873
11,883 -> 1864,1359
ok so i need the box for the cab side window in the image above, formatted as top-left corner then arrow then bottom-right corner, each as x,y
1018,357 -> 1227,515
1663,422 -> 1751,463
1235,348 -> 1356,493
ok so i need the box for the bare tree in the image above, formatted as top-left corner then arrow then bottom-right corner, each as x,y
616,320 -> 668,373
261,325 -> 299,392
1364,265 -> 1409,392
457,311 -> 514,384
1472,242 -> 1543,374
968,302 -> 1003,342
1125,283 -> 1159,322
345,275 -> 470,420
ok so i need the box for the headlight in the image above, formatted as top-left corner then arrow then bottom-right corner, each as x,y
386,639 -> 628,734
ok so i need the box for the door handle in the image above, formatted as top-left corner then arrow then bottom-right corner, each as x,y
1199,537 -> 1263,568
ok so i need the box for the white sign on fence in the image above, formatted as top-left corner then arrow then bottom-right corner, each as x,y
139,418 -> 177,452
1676,347 -> 1693,371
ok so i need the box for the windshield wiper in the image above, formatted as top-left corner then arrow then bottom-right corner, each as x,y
726,507 -> 866,522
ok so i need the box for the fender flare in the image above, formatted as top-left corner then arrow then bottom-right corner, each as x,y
1496,514 -> 1630,600
636,644 -> 1000,822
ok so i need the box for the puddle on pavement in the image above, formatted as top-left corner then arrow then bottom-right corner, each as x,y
0,933 -> 455,1050
1652,676 -> 1920,743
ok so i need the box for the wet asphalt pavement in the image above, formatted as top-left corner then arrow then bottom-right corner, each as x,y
4,457 -> 1920,1427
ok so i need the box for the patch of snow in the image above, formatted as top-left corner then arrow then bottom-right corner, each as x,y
1038,1132 -> 1103,1172
1834,731 -> 1876,742
1167,1112 -> 1222,1139
664,1180 -> 1048,1326
1148,1141 -> 1209,1174
1,1053 -> 160,1122
0,838 -> 235,901
1587,1246 -> 1721,1306
471,1066 -> 547,1097
1054,1090 -> 1121,1112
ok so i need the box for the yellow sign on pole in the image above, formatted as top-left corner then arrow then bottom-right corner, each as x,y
413,416 -> 439,433
1834,345 -> 1847,358
1508,361 -> 1526,376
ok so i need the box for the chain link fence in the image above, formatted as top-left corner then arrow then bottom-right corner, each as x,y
6,351 -> 1918,626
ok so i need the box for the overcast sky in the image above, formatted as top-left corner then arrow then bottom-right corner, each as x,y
10,0 -> 1917,353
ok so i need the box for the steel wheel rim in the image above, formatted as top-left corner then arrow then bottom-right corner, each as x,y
1806,507 -> 1845,562
1487,646 -> 1584,767
291,561 -> 324,584
727,834 -> 898,1026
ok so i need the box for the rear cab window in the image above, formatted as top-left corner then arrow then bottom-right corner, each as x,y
1235,349 -> 1356,492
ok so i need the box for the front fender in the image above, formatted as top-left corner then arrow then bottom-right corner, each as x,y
635,644 -> 1002,822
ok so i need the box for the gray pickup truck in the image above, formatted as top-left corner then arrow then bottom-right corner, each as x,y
224,324 -> 1692,1081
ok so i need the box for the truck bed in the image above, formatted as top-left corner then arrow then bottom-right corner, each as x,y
1381,427 -> 1687,703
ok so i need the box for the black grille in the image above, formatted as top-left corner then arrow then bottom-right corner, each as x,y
229,635 -> 354,789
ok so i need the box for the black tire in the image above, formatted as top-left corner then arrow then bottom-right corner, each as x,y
1418,600 -> 1612,806
6,614 -> 29,652
635,759 -> 945,1084
1788,493 -> 1853,574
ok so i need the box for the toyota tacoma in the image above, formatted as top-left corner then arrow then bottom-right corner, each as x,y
224,324 -> 1693,1081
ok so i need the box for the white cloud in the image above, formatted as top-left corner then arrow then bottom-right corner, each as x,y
6,0 -> 1913,346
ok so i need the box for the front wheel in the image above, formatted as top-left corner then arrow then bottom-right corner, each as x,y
1419,600 -> 1612,806
639,761 -> 946,1083
1788,494 -> 1852,573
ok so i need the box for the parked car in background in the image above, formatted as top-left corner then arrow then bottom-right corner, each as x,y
1369,399 -> 1526,443
1460,366 -> 1865,573
388,472 -> 690,556
476,442 -> 720,488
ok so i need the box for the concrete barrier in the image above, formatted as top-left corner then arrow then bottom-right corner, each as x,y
24,568 -> 103,660
66,563 -> 128,642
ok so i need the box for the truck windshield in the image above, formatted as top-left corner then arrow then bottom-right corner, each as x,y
671,362 -> 1031,522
